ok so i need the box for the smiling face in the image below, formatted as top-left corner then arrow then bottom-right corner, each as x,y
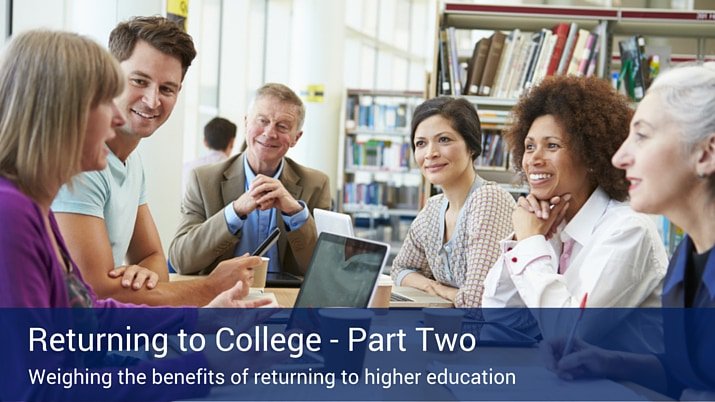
612,92 -> 697,215
523,115 -> 594,204
81,100 -> 125,171
413,115 -> 474,189
244,95 -> 303,175
114,40 -> 182,139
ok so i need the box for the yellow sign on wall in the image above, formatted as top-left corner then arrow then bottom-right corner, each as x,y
167,0 -> 188,17
167,0 -> 189,31
304,85 -> 325,103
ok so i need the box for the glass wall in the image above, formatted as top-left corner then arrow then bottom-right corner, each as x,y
344,0 -> 435,92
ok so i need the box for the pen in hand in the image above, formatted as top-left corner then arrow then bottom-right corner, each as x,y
562,293 -> 588,357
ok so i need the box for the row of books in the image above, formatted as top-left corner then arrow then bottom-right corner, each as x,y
475,132 -> 507,169
438,21 -> 607,99
345,138 -> 414,171
345,96 -> 415,131
618,35 -> 653,101
343,182 -> 420,209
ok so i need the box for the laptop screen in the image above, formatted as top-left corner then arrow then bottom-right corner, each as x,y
314,209 -> 354,237
293,233 -> 388,308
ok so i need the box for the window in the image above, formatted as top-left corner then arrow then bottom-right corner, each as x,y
345,0 -> 435,92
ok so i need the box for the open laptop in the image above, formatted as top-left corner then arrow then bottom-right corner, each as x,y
314,208 -> 354,237
292,232 -> 389,309
267,233 -> 389,370
390,286 -> 454,308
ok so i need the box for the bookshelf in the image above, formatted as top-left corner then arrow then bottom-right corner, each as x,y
337,89 -> 424,219
433,3 -> 715,101
336,89 -> 424,265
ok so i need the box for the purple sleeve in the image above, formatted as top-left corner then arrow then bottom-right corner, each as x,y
1,185 -> 212,400
0,190 -> 61,307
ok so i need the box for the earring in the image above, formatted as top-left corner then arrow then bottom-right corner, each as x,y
697,171 -> 707,179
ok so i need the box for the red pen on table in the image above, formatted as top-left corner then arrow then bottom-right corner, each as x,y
562,293 -> 588,356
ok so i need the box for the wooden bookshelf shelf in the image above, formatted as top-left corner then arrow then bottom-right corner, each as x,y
345,167 -> 421,175
614,9 -> 715,38
443,4 -> 616,31
347,129 -> 411,138
465,96 -> 518,108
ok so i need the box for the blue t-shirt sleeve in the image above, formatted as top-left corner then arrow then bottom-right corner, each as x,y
51,171 -> 108,218
281,200 -> 309,232
137,153 -> 147,206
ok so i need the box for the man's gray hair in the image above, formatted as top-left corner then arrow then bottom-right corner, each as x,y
251,83 -> 306,130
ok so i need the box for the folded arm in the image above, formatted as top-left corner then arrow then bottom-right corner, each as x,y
283,177 -> 331,273
55,211 -> 256,306
125,204 -> 169,279
54,212 -> 162,299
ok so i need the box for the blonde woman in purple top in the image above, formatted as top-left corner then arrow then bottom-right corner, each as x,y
0,30 -> 272,401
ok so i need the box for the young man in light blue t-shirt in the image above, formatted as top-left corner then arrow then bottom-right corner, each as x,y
52,17 -> 258,306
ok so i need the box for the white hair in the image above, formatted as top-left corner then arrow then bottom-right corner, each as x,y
648,62 -> 715,150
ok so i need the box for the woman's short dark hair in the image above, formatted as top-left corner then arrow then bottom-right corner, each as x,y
410,97 -> 482,161
505,75 -> 632,201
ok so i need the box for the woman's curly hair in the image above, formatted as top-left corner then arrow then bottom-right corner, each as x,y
505,75 -> 632,201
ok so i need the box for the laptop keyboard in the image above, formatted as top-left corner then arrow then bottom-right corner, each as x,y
390,293 -> 412,302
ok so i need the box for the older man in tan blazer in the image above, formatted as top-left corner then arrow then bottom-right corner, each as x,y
170,83 -> 331,275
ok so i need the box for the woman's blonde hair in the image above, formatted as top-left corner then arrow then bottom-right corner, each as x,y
0,30 -> 124,201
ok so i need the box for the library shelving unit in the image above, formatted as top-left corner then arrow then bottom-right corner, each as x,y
337,89 -> 424,220
433,3 -> 715,101
432,3 -> 715,253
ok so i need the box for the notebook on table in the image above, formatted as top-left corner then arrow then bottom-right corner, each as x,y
390,286 -> 454,308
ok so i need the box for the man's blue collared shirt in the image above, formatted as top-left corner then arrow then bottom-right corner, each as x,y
223,157 -> 309,272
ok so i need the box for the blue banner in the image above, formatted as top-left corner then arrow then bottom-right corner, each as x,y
1,307 -> 712,401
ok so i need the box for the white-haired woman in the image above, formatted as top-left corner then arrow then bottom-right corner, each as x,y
547,64 -> 715,399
